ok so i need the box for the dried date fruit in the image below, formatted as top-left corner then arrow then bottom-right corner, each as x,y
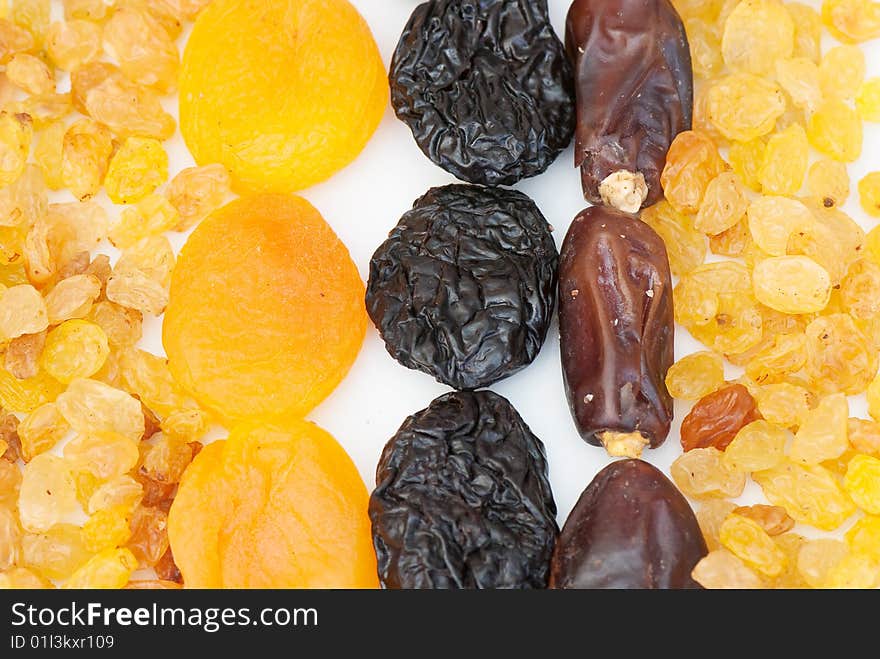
366,185 -> 557,390
550,459 -> 707,589
389,0 -> 574,186
680,384 -> 761,452
559,206 -> 674,457
566,0 -> 693,211
369,390 -> 557,589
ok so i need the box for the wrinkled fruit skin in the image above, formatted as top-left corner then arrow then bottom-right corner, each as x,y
366,185 -> 558,390
566,0 -> 693,209
680,384 -> 761,452
370,390 -> 558,589
389,0 -> 575,186
550,459 -> 707,589
559,206 -> 675,452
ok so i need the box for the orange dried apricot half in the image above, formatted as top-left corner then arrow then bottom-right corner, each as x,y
167,421 -> 378,588
179,0 -> 387,194
162,194 -> 366,424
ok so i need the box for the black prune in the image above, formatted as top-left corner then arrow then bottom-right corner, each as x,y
366,184 -> 558,390
550,459 -> 707,589
389,0 -> 575,186
566,0 -> 693,212
558,206 -> 674,458
370,390 -> 558,589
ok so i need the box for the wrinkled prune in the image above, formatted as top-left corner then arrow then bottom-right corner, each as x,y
550,459 -> 707,589
566,0 -> 693,211
559,206 -> 674,457
389,0 -> 575,186
366,185 -> 558,390
370,390 -> 558,589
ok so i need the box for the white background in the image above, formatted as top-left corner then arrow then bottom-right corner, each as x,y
123,1 -> 880,529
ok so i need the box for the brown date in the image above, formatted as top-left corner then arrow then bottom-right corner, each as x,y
558,206 -> 674,457
550,459 -> 707,589
680,384 -> 761,452
566,0 -> 693,212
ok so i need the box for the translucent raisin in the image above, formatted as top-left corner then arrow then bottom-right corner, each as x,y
665,351 -> 725,400
758,123 -> 808,196
807,99 -> 863,162
660,130 -> 728,215
671,447 -> 746,499
719,513 -> 788,578
732,505 -> 795,536
723,420 -> 787,472
707,73 -> 786,142
680,384 -> 760,452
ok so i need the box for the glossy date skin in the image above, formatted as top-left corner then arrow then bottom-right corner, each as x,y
559,206 -> 674,457
566,0 -> 693,212
550,459 -> 707,589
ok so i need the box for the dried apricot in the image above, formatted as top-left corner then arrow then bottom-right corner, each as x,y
163,194 -> 366,424
168,421 -> 377,588
179,0 -> 387,193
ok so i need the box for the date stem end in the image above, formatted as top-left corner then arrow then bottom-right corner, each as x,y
598,170 -> 648,214
600,430 -> 649,458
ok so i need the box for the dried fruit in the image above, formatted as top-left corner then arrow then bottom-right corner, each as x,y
18,403 -> 68,461
808,159 -> 850,208
5,331 -> 45,380
788,3 -> 822,61
721,0 -> 794,76
797,538 -> 849,587
696,499 -> 738,551
680,384 -> 760,452
40,320 -> 109,384
856,77 -> 880,121
81,505 -> 132,552
18,453 -> 77,533
707,73 -> 786,142
859,171 -> 880,218
181,0 -> 386,193
752,256 -> 831,314
732,505 -> 794,536
807,99 -> 863,162
565,0 -> 692,210
127,505 -> 168,566
754,460 -> 856,530
56,378 -> 145,442
170,421 -> 378,588
665,351 -> 725,400
723,420 -> 787,472
671,447 -> 747,499
661,130 -> 728,214
843,454 -> 880,514
390,0 -> 573,188
6,52 -> 53,96
104,137 -> 168,205
775,58 -> 821,114
71,62 -> 175,140
728,138 -> 766,192
821,0 -> 880,43
550,459 -> 705,589
758,123 -> 808,196
819,45 -> 865,100
21,523 -> 90,581
63,547 -> 137,589
804,314 -> 877,395
0,111 -> 33,188
745,333 -> 807,385
164,194 -> 366,424
61,119 -> 113,201
366,185 -> 557,391
640,200 -> 707,276
165,164 -> 230,231
103,7 -> 178,92
559,206 -> 674,458
371,392 -> 556,589
691,549 -> 765,588
719,513 -> 788,578
695,171 -> 748,235
45,19 -> 101,72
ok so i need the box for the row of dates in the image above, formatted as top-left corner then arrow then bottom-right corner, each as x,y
367,0 -> 700,587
